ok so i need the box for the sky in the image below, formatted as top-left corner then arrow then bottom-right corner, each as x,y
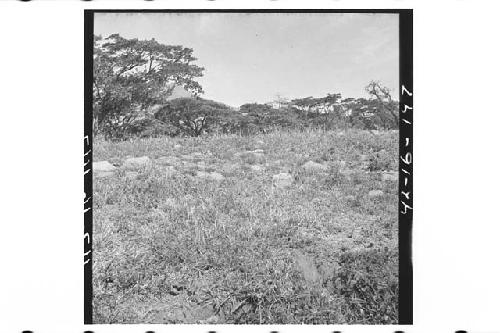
95,13 -> 399,107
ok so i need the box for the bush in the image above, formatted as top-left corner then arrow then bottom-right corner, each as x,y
334,248 -> 398,324
368,149 -> 396,171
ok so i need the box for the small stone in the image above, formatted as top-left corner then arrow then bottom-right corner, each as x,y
381,171 -> 398,182
93,161 -> 117,172
250,165 -> 264,172
183,162 -> 198,169
125,171 -> 139,180
93,161 -> 117,178
196,171 -> 224,181
192,152 -> 205,158
197,162 -> 208,170
173,144 -> 182,149
273,172 -> 293,188
359,154 -> 369,162
221,163 -> 238,174
165,166 -> 176,178
368,190 -> 384,198
122,156 -> 152,170
302,161 -> 328,172
164,198 -> 178,209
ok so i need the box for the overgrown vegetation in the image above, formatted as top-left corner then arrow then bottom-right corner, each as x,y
93,34 -> 398,141
93,129 -> 398,324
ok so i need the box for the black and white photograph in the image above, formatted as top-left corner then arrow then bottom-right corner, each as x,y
5,1 -> 500,332
86,10 -> 411,325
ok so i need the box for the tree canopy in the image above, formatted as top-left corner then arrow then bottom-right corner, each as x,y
93,34 -> 205,139
155,97 -> 233,137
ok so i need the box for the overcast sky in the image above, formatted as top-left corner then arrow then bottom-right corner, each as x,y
95,13 -> 399,107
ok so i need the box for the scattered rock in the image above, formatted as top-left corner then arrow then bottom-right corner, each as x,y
173,144 -> 182,149
221,163 -> 239,174
196,171 -> 225,181
182,162 -> 198,169
381,171 -> 398,182
156,156 -> 180,166
273,172 -> 293,188
334,160 -> 347,169
124,171 -> 139,180
237,149 -> 265,158
248,149 -> 264,154
359,154 -> 369,162
368,190 -> 384,198
345,195 -> 356,201
93,161 -> 117,178
191,152 -> 205,159
94,161 -> 117,172
250,165 -> 264,172
302,161 -> 328,172
165,166 -> 176,178
122,156 -> 152,170
164,197 -> 178,208
197,162 -> 208,170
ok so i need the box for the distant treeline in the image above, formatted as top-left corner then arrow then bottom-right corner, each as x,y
93,34 -> 398,140
102,90 -> 397,140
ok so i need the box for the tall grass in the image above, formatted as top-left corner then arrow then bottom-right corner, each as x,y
93,129 -> 398,324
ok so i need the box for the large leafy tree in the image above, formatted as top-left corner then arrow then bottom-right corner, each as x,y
155,97 -> 233,137
93,34 -> 204,139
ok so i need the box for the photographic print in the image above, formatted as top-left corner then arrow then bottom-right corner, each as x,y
85,10 -> 412,325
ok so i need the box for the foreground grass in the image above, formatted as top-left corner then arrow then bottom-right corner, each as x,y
93,129 -> 398,324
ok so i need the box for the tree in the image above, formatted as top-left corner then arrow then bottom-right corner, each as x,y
155,97 -> 232,137
364,81 -> 399,129
93,34 -> 204,139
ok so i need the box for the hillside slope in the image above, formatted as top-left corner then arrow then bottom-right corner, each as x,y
92,129 -> 399,324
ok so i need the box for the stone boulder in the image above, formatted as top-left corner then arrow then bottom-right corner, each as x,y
94,161 -> 116,172
273,172 -> 293,188
368,190 -> 384,198
196,171 -> 225,181
248,149 -> 264,154
93,161 -> 117,178
124,171 -> 139,180
122,156 -> 152,170
381,171 -> 398,182
250,165 -> 264,172
302,161 -> 328,172
221,163 -> 239,174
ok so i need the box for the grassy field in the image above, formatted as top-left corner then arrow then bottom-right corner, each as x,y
92,129 -> 399,324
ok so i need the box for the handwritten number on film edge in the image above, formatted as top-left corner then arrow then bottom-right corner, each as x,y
400,85 -> 412,215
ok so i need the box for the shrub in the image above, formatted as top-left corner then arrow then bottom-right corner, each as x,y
334,248 -> 398,324
368,149 -> 396,171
